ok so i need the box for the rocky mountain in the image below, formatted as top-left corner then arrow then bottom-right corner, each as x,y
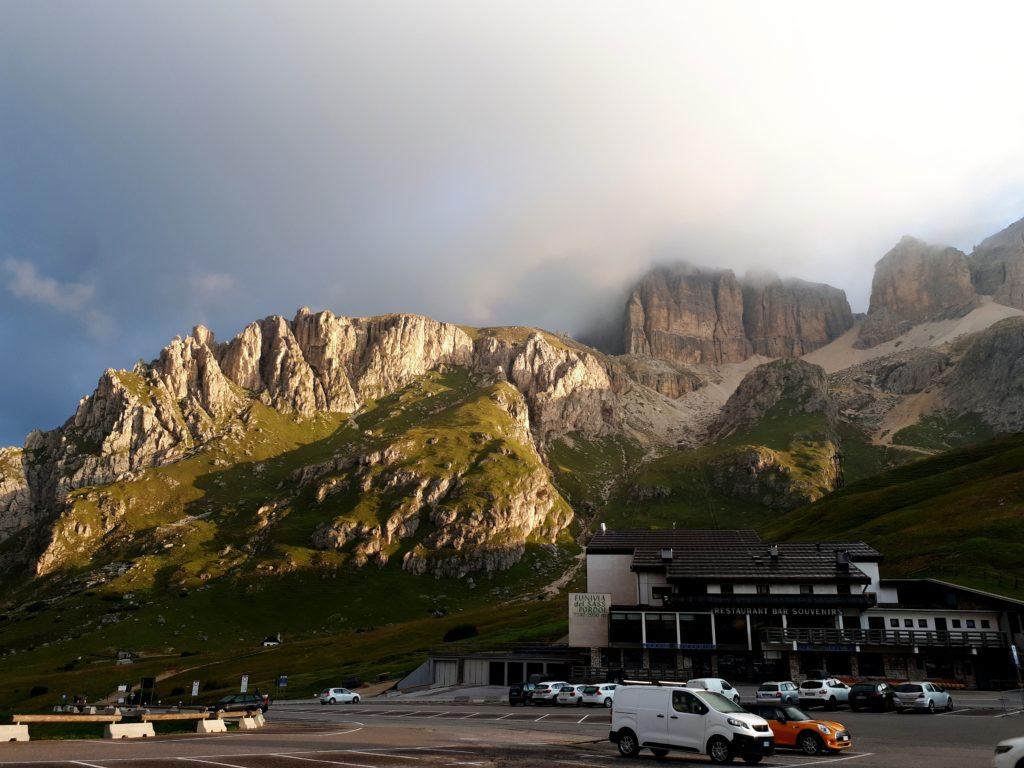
623,264 -> 853,365
856,237 -> 978,348
970,216 -> 1024,309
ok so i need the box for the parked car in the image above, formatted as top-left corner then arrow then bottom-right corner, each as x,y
745,704 -> 852,756
686,678 -> 741,704
849,681 -> 895,711
798,678 -> 850,710
755,682 -> 799,705
209,693 -> 269,713
580,683 -> 617,708
994,735 -> 1024,768
530,680 -> 570,705
611,684 -> 774,765
508,682 -> 537,706
319,687 -> 360,705
556,684 -> 586,706
893,681 -> 952,713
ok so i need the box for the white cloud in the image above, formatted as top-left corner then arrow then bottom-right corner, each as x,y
3,258 -> 94,312
2,258 -> 112,340
191,272 -> 235,295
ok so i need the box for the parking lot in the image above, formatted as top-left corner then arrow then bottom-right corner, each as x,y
0,699 -> 1019,768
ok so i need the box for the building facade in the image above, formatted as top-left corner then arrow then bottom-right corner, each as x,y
569,529 -> 1024,689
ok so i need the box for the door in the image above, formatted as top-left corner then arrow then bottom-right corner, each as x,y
667,690 -> 705,751
434,660 -> 458,687
488,661 -> 506,686
637,690 -> 668,746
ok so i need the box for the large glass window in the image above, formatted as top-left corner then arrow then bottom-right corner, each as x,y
644,613 -> 677,644
714,613 -> 749,647
679,614 -> 714,645
609,612 -> 643,644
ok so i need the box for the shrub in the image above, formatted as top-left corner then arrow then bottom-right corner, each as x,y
442,623 -> 478,642
29,685 -> 48,697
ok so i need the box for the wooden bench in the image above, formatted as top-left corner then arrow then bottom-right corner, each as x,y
12,714 -> 122,724
141,712 -> 210,722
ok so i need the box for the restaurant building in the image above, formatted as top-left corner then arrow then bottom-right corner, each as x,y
568,529 -> 1024,689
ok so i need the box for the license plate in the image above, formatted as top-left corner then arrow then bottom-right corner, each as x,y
763,740 -> 771,748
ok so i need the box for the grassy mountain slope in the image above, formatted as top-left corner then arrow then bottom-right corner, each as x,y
765,433 -> 1024,596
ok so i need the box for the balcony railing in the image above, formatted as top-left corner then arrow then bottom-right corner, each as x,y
762,627 -> 1006,649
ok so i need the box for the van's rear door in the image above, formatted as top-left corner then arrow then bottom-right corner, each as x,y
666,690 -> 704,752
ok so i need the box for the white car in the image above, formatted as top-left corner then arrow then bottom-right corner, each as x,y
756,681 -> 799,705
893,681 -> 953,713
319,687 -> 360,704
556,684 -> 587,706
994,735 -> 1024,767
530,680 -> 570,705
611,684 -> 774,764
798,678 -> 850,709
580,683 -> 618,708
686,678 -> 741,705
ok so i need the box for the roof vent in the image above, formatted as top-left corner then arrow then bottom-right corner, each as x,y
660,548 -> 674,562
768,544 -> 780,560
599,522 -> 607,533
835,550 -> 850,570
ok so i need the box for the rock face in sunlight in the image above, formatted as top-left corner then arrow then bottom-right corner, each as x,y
857,237 -> 978,348
623,263 -> 853,365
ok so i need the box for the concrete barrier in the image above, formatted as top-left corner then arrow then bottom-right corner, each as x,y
0,726 -> 29,742
251,712 -> 266,727
196,719 -> 227,734
237,716 -> 259,730
104,723 -> 155,739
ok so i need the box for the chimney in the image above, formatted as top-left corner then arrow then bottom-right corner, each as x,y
835,550 -> 850,570
660,548 -> 674,562
768,544 -> 780,560
599,522 -> 607,533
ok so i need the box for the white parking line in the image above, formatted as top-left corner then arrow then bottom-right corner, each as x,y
71,762 -> 109,768
273,754 -> 372,768
779,753 -> 874,766
997,709 -> 1024,718
341,750 -> 419,760
179,759 -> 251,768
496,713 -> 512,720
576,715 -> 589,724
534,714 -> 550,722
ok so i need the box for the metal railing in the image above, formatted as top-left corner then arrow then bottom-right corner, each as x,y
762,627 -> 1006,648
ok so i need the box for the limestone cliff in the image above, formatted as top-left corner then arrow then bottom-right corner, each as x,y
944,317 -> 1024,432
857,237 -> 978,348
0,448 -> 31,541
623,263 -> 852,365
970,216 -> 1024,309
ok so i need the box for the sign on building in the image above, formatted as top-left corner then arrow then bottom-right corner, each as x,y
568,592 -> 611,648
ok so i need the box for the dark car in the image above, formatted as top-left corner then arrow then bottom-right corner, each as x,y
209,693 -> 269,713
508,682 -> 537,706
849,682 -> 895,711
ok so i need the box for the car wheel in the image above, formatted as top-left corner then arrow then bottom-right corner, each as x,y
798,731 -> 823,756
576,698 -> 583,707
946,698 -> 953,711
927,700 -> 935,713
850,704 -> 860,712
733,694 -> 741,705
707,736 -> 733,765
328,698 -> 336,705
616,729 -> 639,759
604,698 -> 613,708
826,696 -> 837,711
353,696 -> 360,704
650,748 -> 669,760
741,758 -> 763,766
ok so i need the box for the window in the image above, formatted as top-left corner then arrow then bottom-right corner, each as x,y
966,619 -> 976,629
903,619 -> 913,628
982,619 -> 991,629
720,583 -> 734,595
672,690 -> 702,714
951,619 -> 962,628
889,618 -> 899,628
837,584 -> 851,595
917,619 -> 927,628
799,584 -> 814,595
652,585 -> 673,601
757,583 -> 771,595
609,612 -> 643,644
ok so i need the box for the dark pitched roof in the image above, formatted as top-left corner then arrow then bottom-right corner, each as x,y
587,529 -> 881,583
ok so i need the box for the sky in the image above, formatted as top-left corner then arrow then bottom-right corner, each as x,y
3,1 -> 1024,445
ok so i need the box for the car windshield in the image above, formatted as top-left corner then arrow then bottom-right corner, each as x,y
895,684 -> 923,693
800,680 -> 822,689
582,686 -> 598,694
758,684 -> 778,691
779,706 -> 812,721
695,690 -> 745,714
851,684 -> 875,692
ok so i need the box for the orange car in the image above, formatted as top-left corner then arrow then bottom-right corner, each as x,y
746,704 -> 852,756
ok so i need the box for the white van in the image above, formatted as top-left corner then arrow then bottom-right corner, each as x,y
610,684 -> 774,765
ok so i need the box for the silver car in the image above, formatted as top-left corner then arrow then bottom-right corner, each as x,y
893,681 -> 952,713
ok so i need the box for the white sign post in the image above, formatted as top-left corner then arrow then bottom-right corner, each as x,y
191,680 -> 200,698
240,675 -> 249,693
